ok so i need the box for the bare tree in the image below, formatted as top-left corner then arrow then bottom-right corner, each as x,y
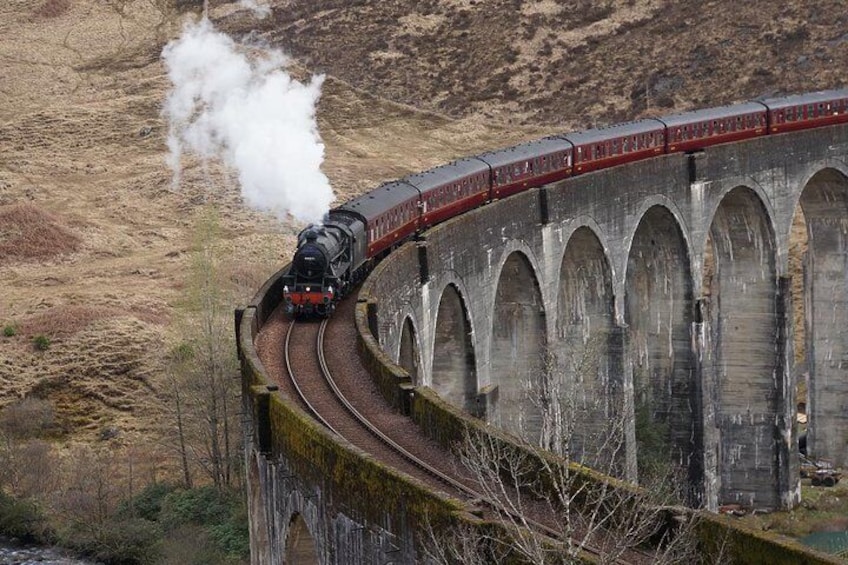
51,445 -> 120,535
419,513 -> 510,565
163,208 -> 242,490
422,332 -> 701,564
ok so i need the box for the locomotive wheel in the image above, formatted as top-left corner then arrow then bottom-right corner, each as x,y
811,477 -> 822,486
823,476 -> 836,487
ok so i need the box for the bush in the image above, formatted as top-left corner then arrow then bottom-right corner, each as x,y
162,525 -> 238,565
32,334 -> 50,351
3,324 -> 16,337
117,482 -> 180,522
0,491 -> 52,543
63,517 -> 162,565
208,498 -> 250,557
160,486 -> 233,529
159,486 -> 249,558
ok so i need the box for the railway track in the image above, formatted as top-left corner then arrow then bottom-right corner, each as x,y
282,304 -> 654,564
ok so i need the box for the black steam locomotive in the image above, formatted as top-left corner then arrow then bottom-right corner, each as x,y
282,211 -> 367,316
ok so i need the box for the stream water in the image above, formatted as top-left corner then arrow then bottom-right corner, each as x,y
0,537 -> 97,565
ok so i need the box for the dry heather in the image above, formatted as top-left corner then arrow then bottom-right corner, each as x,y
245,0 -> 848,127
19,305 -> 126,338
0,204 -> 81,265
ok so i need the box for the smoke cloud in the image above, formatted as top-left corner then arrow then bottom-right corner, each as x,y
162,18 -> 333,224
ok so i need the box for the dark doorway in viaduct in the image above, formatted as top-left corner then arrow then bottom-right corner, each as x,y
706,187 -> 778,506
285,513 -> 318,564
625,206 -> 699,498
432,284 -> 477,413
490,252 -> 546,445
555,227 -> 616,467
398,316 -> 420,384
796,169 -> 848,467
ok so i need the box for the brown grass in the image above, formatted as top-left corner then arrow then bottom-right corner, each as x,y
0,204 -> 81,265
20,305 -> 122,339
0,316 -> 165,442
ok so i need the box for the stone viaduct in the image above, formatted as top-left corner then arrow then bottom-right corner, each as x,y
370,124 -> 848,511
239,122 -> 848,563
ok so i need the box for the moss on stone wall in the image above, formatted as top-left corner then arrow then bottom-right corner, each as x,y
354,297 -> 413,413
693,512 -> 843,565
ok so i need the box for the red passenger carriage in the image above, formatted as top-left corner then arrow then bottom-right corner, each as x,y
762,90 -> 848,133
477,137 -> 573,200
659,102 -> 767,153
563,119 -> 666,174
338,180 -> 420,259
404,158 -> 490,229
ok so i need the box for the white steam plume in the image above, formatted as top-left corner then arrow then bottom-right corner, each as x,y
162,18 -> 333,224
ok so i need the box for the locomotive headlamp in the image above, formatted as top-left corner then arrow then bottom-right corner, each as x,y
306,287 -> 311,292
328,286 -> 334,295
283,285 -> 289,293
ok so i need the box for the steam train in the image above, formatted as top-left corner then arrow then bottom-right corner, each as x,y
282,89 -> 848,316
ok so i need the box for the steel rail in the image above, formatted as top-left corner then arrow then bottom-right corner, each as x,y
284,318 -> 342,437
